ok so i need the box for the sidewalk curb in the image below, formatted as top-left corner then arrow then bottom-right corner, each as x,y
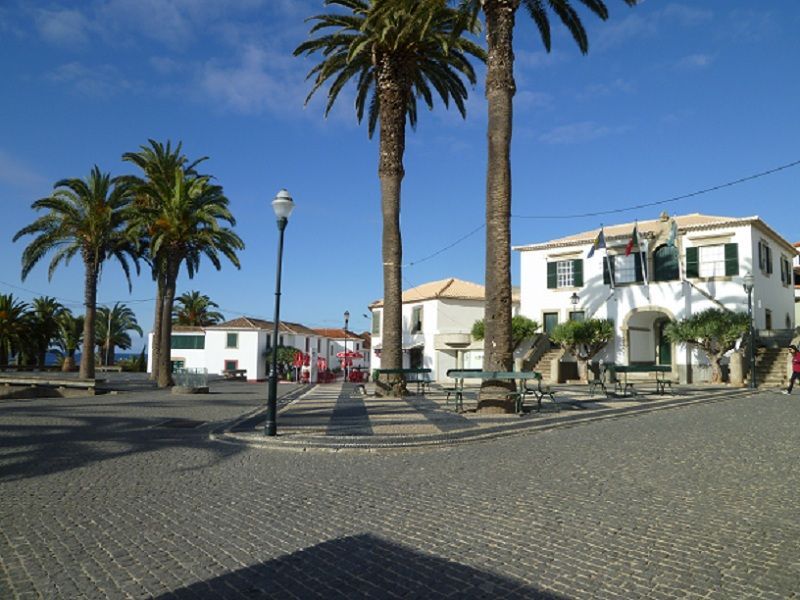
210,387 -> 761,452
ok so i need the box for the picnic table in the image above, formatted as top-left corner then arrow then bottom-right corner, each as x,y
444,369 -> 553,413
611,364 -> 672,396
374,368 -> 432,394
223,369 -> 247,381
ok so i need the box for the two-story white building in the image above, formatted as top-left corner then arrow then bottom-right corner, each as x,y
147,317 -> 331,381
514,212 -> 796,383
369,278 -> 520,381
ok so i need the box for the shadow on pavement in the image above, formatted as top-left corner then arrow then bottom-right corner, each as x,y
0,412 -> 244,483
155,534 -> 566,599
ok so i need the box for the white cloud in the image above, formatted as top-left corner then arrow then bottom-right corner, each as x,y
200,45 -> 306,116
0,150 -> 49,192
577,78 -> 635,100
675,53 -> 714,70
516,91 -> 552,111
45,62 -> 134,98
35,8 -> 91,48
539,121 -> 630,145
661,4 -> 713,27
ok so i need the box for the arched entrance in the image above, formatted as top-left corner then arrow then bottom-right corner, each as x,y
622,306 -> 676,367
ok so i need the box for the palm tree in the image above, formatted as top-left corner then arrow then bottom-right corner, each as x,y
461,0 -> 636,411
13,167 -> 139,379
173,291 -> 225,326
96,303 -> 143,366
54,310 -> 84,372
0,294 -> 29,367
121,140 -> 205,383
125,151 -> 243,387
295,0 -> 484,395
30,296 -> 65,367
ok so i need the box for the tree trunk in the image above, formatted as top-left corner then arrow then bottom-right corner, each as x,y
62,352 -> 75,372
577,358 -> 590,383
479,0 -> 518,412
710,354 -> 723,383
157,260 -> 179,388
0,341 -> 8,367
375,55 -> 409,397
79,258 -> 98,379
150,274 -> 164,381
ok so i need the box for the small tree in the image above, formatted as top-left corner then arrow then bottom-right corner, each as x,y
472,315 -> 540,351
550,319 -> 615,382
665,309 -> 749,383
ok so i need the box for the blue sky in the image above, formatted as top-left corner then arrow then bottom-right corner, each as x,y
1,1 -> 798,351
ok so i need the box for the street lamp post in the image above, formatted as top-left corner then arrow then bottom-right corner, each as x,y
343,310 -> 350,381
742,272 -> 756,389
265,189 -> 295,437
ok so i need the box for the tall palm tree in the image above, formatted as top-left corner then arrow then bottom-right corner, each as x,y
126,158 -> 243,387
295,0 -> 484,395
13,167 -> 139,379
461,0 -> 636,411
173,291 -> 224,326
0,293 -> 29,367
96,303 -> 143,366
54,310 -> 84,372
121,140 -> 205,383
30,296 -> 65,367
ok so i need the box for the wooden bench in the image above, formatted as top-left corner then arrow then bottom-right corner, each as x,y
444,369 -> 483,412
223,369 -> 247,381
612,364 -> 673,396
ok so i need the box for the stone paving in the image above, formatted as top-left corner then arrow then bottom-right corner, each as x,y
1,376 -> 798,599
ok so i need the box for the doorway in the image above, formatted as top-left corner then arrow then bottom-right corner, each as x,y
656,320 -> 671,366
409,347 -> 424,369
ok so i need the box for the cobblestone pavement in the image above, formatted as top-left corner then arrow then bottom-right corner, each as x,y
1,383 -> 798,599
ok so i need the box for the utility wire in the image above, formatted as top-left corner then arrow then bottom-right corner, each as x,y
512,159 -> 800,219
402,158 -> 800,266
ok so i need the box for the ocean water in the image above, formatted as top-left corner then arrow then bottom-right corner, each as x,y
43,352 -> 141,366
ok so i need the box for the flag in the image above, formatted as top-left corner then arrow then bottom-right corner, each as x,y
586,228 -> 606,258
667,220 -> 678,247
624,224 -> 639,256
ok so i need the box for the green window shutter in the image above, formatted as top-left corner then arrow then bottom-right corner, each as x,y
724,243 -> 739,276
572,259 -> 583,287
686,247 -> 699,278
547,262 -> 557,289
757,242 -> 763,271
603,258 -> 610,285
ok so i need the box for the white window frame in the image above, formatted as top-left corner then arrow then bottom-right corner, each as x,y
613,254 -> 637,284
556,260 -> 575,288
225,332 -> 238,349
698,245 -> 726,278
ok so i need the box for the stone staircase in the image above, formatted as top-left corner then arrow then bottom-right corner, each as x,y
745,347 -> 787,389
526,347 -> 563,382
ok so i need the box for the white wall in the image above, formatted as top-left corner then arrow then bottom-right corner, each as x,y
205,329 -> 262,380
146,332 -> 206,373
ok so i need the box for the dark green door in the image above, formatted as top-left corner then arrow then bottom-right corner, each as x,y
544,312 -> 559,335
657,321 -> 671,366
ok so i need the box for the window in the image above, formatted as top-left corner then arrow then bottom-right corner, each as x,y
780,256 -> 792,285
758,240 -> 773,274
765,309 -> 772,331
224,360 -> 238,371
305,338 -> 310,352
170,335 -> 205,349
411,306 -> 423,333
603,253 -> 646,285
653,245 -> 679,281
685,244 -> 738,278
279,335 -> 284,346
317,339 -> 321,352
226,332 -> 238,348
266,335 -> 271,349
569,311 -> 585,322
372,311 -> 381,336
547,259 -> 584,288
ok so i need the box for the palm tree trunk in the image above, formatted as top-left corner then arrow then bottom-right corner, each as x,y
375,60 -> 408,397
79,259 -> 98,379
0,341 -> 8,367
157,261 -> 179,388
62,352 -> 75,372
479,0 -> 518,412
150,274 -> 164,381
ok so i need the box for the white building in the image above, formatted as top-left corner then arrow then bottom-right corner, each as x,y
514,212 -> 797,383
369,278 -> 520,381
147,317 -> 329,382
313,328 -> 369,372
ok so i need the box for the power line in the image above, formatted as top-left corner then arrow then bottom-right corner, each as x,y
401,158 -> 800,266
512,159 -> 800,220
